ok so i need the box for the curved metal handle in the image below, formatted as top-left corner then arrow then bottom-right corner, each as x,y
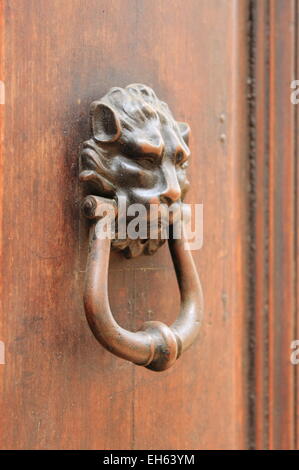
79,84 -> 204,371
83,199 -> 203,371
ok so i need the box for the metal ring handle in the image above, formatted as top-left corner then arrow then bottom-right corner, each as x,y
83,199 -> 203,371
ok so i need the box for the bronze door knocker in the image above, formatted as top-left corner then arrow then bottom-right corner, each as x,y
80,84 -> 203,371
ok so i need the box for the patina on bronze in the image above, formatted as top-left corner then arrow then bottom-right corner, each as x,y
80,84 -> 203,371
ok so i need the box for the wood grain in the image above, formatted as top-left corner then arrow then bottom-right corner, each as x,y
0,0 -> 248,449
253,0 -> 298,450
0,0 -> 4,441
296,0 -> 299,453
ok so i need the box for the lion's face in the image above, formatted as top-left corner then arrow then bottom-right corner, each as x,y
80,84 -> 191,257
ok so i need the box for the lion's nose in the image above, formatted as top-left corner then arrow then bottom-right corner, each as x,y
160,163 -> 181,205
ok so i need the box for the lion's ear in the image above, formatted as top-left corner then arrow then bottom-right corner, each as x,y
177,122 -> 190,146
90,101 -> 121,143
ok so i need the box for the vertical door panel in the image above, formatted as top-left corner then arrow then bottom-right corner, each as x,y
0,0 -> 248,449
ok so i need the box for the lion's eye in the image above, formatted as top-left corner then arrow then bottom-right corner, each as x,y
138,156 -> 157,169
176,151 -> 188,168
176,151 -> 184,163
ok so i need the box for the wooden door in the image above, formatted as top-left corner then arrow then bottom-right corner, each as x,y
0,0 -> 250,450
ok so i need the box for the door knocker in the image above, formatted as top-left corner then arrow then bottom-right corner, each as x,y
80,84 -> 203,371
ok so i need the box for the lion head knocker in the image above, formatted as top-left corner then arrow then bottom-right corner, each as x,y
80,85 -> 203,371
80,84 -> 191,258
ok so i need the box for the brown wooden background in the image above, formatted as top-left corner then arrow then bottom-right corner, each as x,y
0,0 -> 297,450
252,0 -> 299,450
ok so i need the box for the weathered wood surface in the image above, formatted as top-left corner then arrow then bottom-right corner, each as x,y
253,0 -> 298,450
0,0 -> 248,449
